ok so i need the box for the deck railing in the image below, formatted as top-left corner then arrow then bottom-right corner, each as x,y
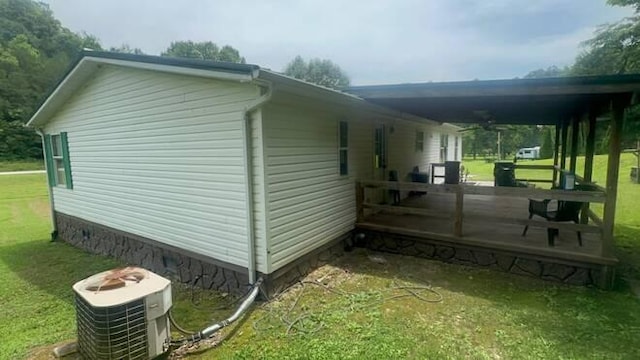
513,164 -> 555,184
356,180 -> 608,256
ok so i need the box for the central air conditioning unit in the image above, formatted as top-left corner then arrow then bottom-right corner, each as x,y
72,267 -> 172,360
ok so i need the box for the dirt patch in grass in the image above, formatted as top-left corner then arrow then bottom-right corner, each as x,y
27,341 -> 80,360
28,198 -> 50,220
9,203 -> 23,225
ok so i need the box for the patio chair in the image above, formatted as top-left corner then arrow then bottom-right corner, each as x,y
409,166 -> 428,196
521,199 -> 583,247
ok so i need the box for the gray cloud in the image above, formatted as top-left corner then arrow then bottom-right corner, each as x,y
45,0 -> 633,84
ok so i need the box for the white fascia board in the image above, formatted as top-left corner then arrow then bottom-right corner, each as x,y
26,58 -> 97,128
86,57 -> 255,83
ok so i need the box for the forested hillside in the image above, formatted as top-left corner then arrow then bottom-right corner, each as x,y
0,0 -> 103,159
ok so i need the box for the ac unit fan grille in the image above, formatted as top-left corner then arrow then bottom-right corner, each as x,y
75,293 -> 148,360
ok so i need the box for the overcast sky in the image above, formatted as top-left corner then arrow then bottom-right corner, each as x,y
44,0 -> 633,85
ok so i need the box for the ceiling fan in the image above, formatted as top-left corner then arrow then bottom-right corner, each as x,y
457,110 -> 508,132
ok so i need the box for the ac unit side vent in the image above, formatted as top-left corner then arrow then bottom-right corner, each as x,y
75,293 -> 148,360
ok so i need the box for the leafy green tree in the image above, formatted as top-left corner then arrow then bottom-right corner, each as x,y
109,44 -> 144,55
524,65 -> 570,78
461,127 -> 496,159
572,0 -> 640,149
572,0 -> 640,76
283,55 -> 350,89
539,127 -> 554,159
0,0 -> 104,160
161,41 -> 245,63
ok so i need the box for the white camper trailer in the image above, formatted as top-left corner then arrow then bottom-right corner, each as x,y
516,146 -> 540,160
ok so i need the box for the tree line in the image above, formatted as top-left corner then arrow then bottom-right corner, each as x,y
3,0 -> 640,161
462,0 -> 640,159
0,0 -> 349,160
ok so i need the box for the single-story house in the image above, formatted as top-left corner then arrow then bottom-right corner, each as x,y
27,51 -> 462,295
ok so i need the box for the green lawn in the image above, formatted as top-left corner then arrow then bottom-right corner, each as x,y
0,159 -> 44,172
1,161 -> 640,359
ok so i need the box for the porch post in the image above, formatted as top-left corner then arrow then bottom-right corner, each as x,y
581,109 -> 598,224
569,115 -> 580,174
553,121 -> 561,185
560,118 -> 569,171
454,185 -> 464,237
602,96 -> 628,258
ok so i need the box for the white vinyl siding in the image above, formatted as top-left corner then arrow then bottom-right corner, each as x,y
262,101 -> 374,271
44,66 -> 263,271
387,122 -> 437,182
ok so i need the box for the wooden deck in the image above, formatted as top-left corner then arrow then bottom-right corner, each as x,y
357,189 -> 617,266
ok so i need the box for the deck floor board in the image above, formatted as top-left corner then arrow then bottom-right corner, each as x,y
359,190 -> 606,261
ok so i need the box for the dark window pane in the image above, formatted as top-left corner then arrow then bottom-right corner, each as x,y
340,121 -> 348,148
340,149 -> 348,175
52,135 -> 63,157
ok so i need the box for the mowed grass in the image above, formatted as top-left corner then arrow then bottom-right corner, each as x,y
462,153 -> 638,221
1,159 -> 640,359
0,159 -> 44,172
206,253 -> 640,360
0,174 -> 120,359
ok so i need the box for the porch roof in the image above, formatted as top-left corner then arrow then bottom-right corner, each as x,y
346,74 -> 640,125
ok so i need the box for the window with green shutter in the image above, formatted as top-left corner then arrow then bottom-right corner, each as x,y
45,132 -> 73,189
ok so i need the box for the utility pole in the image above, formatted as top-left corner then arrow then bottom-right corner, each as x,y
497,131 -> 502,160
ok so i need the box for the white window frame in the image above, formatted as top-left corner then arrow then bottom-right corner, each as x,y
440,134 -> 449,162
51,134 -> 67,187
415,130 -> 424,152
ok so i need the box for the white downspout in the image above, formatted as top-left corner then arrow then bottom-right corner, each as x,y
35,128 -> 57,235
241,77 -> 272,284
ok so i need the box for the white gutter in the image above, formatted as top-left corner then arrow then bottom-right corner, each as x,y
240,75 -> 273,283
35,128 -> 57,236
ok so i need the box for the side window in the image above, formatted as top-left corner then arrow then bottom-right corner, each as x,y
439,134 -> 449,162
339,121 -> 348,176
45,132 -> 73,189
415,131 -> 424,152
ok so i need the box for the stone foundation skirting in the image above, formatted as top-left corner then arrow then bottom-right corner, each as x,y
55,212 -> 347,297
355,229 -> 615,288
56,212 -> 251,296
262,234 -> 347,297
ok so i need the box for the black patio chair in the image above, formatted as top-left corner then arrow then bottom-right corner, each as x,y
409,166 -> 428,196
521,199 -> 583,247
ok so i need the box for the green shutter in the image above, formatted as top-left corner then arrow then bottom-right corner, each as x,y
43,134 -> 56,187
60,132 -> 73,189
